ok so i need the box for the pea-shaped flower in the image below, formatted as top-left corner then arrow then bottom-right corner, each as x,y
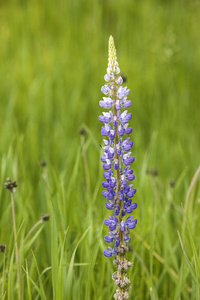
100,36 -> 137,300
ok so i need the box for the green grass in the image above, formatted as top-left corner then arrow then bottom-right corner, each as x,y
0,0 -> 200,299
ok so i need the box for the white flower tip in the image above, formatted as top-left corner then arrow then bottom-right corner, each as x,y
108,35 -> 119,72
109,35 -> 114,46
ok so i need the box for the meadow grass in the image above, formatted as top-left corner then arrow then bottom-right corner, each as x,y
0,0 -> 200,299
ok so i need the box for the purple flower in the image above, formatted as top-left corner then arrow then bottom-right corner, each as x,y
100,35 -> 137,299
103,246 -> 117,257
101,85 -> 111,95
124,234 -> 131,243
124,201 -> 137,213
125,215 -> 137,229
106,202 -> 114,210
117,86 -> 130,99
114,205 -> 120,216
101,124 -> 111,136
120,110 -> 132,124
120,221 -> 125,232
104,232 -> 115,243
104,216 -> 118,231
115,236 -> 120,247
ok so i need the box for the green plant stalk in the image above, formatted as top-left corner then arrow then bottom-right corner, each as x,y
1,249 -> 7,300
11,193 -> 21,300
80,133 -> 90,193
24,219 -> 43,243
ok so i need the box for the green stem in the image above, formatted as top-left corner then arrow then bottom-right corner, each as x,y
24,219 -> 43,243
80,133 -> 90,193
11,193 -> 21,300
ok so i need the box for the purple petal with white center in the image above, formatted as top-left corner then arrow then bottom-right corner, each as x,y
132,202 -> 137,209
124,234 -> 131,243
109,224 -> 117,231
103,250 -> 113,257
112,216 -> 118,223
101,85 -> 110,95
123,151 -> 131,159
124,88 -> 130,96
103,172 -> 111,180
109,177 -> 116,188
107,148 -> 115,159
117,86 -> 126,98
120,221 -> 125,232
101,156 -> 107,163
102,181 -> 109,188
104,219 -> 110,226
126,206 -> 133,213
126,174 -> 135,181
114,159 -> 119,170
123,157 -> 135,166
106,192 -> 115,200
123,141 -> 133,151
106,202 -> 114,210
99,100 -> 112,109
121,178 -> 127,186
103,164 -> 111,170
104,73 -> 112,82
125,215 -> 133,223
113,117 -> 118,127
116,103 -> 121,110
120,113 -> 132,124
126,202 -> 137,213
101,126 -> 110,136
102,190 -> 109,198
127,219 -> 137,229
126,190 -> 135,198
104,235 -> 114,243
115,239 -> 120,247
103,139 -> 109,146
114,205 -> 120,216
109,130 -> 115,140
115,76 -> 123,84
124,127 -> 132,134
99,115 -> 111,123
117,149 -> 121,155
119,192 -> 124,201
122,100 -> 132,108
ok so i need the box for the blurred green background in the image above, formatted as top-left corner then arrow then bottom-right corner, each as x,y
0,0 -> 200,299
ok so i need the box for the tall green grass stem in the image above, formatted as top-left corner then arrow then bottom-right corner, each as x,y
24,219 -> 43,243
11,193 -> 21,300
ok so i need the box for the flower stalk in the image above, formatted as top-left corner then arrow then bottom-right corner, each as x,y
99,36 -> 137,299
24,214 -> 50,243
4,178 -> 21,300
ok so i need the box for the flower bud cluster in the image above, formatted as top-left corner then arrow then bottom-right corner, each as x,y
4,178 -> 17,193
100,36 -> 137,299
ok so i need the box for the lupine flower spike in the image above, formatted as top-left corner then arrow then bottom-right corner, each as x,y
100,36 -> 137,300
